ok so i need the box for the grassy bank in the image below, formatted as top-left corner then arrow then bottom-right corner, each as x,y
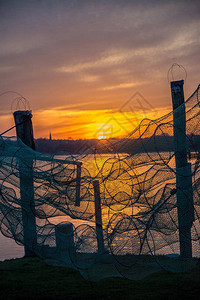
0,257 -> 199,299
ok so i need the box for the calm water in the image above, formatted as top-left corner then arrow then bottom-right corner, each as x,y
0,234 -> 24,261
0,153 -> 199,260
0,153 -> 124,261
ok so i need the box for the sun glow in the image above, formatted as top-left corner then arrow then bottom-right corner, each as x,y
31,106 -> 170,140
97,135 -> 107,139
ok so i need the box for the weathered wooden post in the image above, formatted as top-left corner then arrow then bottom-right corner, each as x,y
13,110 -> 35,150
55,222 -> 75,255
13,110 -> 36,256
171,80 -> 194,258
93,180 -> 105,254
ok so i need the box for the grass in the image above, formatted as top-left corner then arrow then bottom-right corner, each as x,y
0,256 -> 199,299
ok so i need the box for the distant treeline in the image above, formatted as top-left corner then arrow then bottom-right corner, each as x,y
35,135 -> 200,154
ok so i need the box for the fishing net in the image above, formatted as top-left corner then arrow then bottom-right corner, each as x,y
0,84 -> 200,281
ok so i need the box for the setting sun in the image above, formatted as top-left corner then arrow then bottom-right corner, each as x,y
97,135 -> 107,139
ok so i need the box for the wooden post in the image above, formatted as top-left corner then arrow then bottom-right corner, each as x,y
75,163 -> 82,206
13,110 -> 35,150
13,110 -> 36,256
55,222 -> 75,254
93,180 -> 105,254
171,80 -> 194,258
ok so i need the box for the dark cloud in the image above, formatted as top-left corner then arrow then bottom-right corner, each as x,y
0,0 -> 200,136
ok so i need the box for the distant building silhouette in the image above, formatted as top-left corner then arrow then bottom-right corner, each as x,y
49,132 -> 52,140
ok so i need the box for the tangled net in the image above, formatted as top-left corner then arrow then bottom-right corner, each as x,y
0,84 -> 200,281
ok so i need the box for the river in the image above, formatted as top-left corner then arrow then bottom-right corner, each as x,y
0,152 -> 199,260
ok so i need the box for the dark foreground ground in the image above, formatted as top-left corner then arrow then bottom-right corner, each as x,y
0,257 -> 199,300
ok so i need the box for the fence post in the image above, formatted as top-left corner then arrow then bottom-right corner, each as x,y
93,180 -> 105,254
170,80 -> 194,258
13,110 -> 36,256
55,222 -> 75,256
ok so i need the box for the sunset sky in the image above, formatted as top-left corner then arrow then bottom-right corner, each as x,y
0,0 -> 199,139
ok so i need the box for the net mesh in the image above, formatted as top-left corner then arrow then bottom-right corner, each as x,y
0,84 -> 200,281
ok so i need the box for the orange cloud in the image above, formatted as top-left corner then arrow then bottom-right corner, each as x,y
32,106 -> 170,140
